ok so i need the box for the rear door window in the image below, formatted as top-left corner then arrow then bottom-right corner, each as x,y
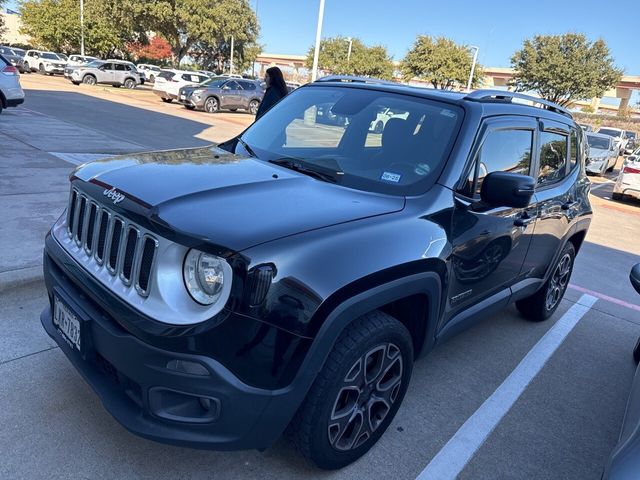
239,81 -> 256,91
537,132 -> 568,186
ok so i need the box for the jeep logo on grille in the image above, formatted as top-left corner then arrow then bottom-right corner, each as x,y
103,187 -> 126,205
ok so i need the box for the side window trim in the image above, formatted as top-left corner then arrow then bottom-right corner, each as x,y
534,124 -> 570,189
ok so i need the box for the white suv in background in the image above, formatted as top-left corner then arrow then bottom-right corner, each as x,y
24,50 -> 67,75
597,127 -> 627,156
0,53 -> 25,114
137,64 -> 162,83
152,70 -> 209,102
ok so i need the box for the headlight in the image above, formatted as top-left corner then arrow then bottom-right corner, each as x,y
183,249 -> 228,305
192,89 -> 204,95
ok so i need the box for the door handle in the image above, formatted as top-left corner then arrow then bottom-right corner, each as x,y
514,213 -> 535,227
561,201 -> 579,211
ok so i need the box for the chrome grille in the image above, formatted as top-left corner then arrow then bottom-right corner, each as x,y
66,188 -> 158,297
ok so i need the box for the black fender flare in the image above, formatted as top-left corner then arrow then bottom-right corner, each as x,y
248,271 -> 442,447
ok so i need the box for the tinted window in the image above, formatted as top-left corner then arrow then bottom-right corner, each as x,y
240,86 -> 463,196
239,81 -> 256,90
102,63 -> 115,70
114,64 -> 127,71
158,71 -> 174,80
225,80 -> 241,90
538,132 -> 568,185
463,129 -> 533,197
569,129 -> 578,170
41,52 -> 59,60
598,128 -> 621,137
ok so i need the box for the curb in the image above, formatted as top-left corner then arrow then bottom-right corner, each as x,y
0,265 -> 44,293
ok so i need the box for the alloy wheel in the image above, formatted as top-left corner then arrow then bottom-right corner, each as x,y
249,100 -> 259,115
205,98 -> 218,113
545,252 -> 572,311
328,342 -> 403,451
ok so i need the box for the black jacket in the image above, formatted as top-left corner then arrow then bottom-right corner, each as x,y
256,87 -> 286,119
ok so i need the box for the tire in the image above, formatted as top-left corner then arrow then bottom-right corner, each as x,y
0,102 -> 3,115
149,74 -> 155,83
185,105 -> 195,110
249,99 -> 260,115
612,192 -> 624,201
24,62 -> 30,72
124,78 -> 136,89
204,96 -> 219,113
287,310 -> 413,470
82,74 -> 96,86
71,81 -> 80,86
161,98 -> 172,103
607,162 -> 615,173
516,242 -> 575,321
374,121 -> 384,134
38,63 -> 45,74
230,108 -> 238,112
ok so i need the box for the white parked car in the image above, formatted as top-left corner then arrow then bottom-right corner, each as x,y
597,127 -> 627,156
0,52 -> 25,114
152,70 -> 210,102
67,54 -> 98,67
369,107 -> 410,134
613,150 -> 640,202
137,64 -> 162,82
23,50 -> 67,75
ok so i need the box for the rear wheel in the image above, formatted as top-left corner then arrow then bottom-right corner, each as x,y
612,192 -> 624,201
249,99 -> 260,115
516,242 -> 575,321
204,97 -> 219,113
161,98 -> 172,103
82,74 -> 96,86
287,310 -> 413,470
185,105 -> 195,110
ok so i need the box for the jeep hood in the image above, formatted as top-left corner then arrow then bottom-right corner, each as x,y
73,146 -> 405,251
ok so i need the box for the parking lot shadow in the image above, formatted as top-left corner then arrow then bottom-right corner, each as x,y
19,89 -> 240,152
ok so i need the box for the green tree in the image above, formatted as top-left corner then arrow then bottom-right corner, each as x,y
20,0 -> 146,57
306,36 -> 395,80
401,36 -> 483,89
0,1 -> 6,42
511,33 -> 623,107
143,0 -> 259,67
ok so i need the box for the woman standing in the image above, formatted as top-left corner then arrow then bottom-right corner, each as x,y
255,66 -> 288,120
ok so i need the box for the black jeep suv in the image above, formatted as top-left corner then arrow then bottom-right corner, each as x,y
41,77 -> 591,469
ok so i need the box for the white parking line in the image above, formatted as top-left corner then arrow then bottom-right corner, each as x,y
416,294 -> 598,480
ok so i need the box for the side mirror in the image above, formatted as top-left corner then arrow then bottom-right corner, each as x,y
631,264 -> 640,295
480,172 -> 535,208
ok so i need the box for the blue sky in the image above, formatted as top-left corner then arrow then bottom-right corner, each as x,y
6,0 -> 638,72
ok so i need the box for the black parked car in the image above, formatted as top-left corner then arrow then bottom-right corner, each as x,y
0,46 -> 26,73
624,131 -> 636,155
40,77 -> 591,469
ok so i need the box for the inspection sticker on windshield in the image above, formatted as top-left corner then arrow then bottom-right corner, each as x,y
381,171 -> 402,183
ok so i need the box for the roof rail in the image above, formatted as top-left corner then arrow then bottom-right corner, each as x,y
314,75 -> 397,86
464,89 -> 572,118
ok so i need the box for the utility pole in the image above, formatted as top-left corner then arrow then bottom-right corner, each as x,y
347,37 -> 353,64
80,0 -> 85,56
230,35 -> 234,75
252,0 -> 259,78
466,46 -> 479,92
311,0 -> 325,82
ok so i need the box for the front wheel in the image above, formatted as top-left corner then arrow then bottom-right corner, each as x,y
249,99 -> 260,115
38,63 -> 45,74
124,78 -> 136,89
516,242 -> 575,321
82,75 -> 96,86
204,97 -> 219,113
287,310 -> 413,470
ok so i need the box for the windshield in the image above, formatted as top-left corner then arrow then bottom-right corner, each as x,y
239,85 -> 464,195
41,52 -> 60,60
587,135 -> 610,150
625,132 -> 636,139
597,128 -> 621,138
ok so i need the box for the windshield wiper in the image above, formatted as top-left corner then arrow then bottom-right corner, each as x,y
268,157 -> 341,184
237,137 -> 257,158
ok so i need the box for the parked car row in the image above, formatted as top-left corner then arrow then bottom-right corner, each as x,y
65,59 -> 142,88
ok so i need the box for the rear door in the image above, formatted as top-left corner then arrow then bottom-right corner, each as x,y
97,63 -> 115,84
521,120 -> 580,280
220,80 -> 243,108
113,63 -> 127,84
238,80 -> 257,108
445,116 -> 538,321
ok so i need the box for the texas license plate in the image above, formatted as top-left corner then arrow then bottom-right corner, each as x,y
180,94 -> 186,100
53,296 -> 81,351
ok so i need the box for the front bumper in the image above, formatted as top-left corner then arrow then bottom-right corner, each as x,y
44,64 -> 65,74
40,233 -> 307,450
178,93 -> 205,109
586,159 -> 607,175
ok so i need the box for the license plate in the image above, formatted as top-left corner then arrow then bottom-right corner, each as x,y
53,296 -> 81,351
180,94 -> 186,100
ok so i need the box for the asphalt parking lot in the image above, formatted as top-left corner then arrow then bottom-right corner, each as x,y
2,75 -> 640,480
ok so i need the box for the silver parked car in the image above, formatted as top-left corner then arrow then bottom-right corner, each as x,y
585,133 -> 618,176
0,46 -> 26,73
69,60 -> 141,88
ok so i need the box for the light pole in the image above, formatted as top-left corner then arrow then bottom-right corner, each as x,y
230,35 -> 234,75
252,0 -> 259,78
466,45 -> 479,92
80,0 -> 85,56
311,0 -> 325,82
347,37 -> 352,64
